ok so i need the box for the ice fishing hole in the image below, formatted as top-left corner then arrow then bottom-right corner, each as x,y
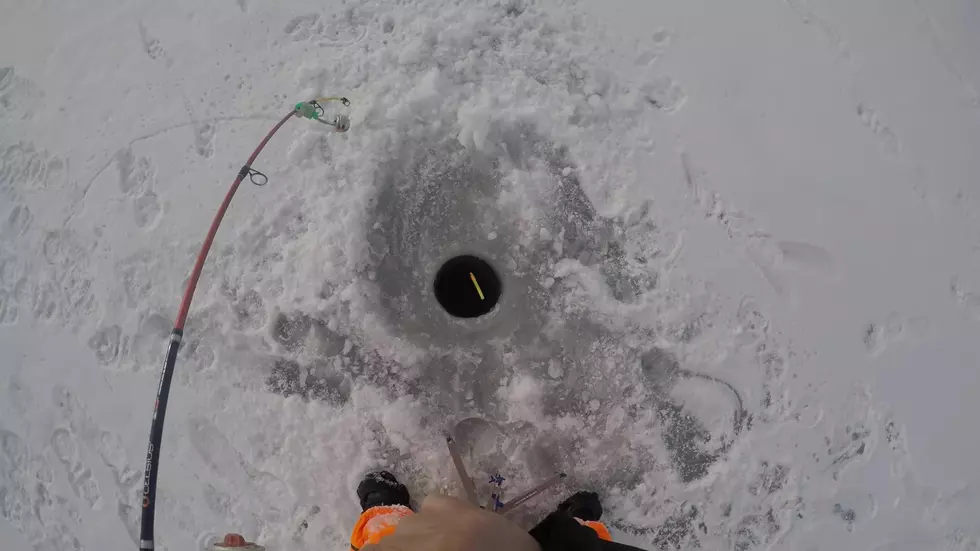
434,255 -> 501,318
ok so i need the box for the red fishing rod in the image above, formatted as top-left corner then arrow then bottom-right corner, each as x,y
139,98 -> 350,551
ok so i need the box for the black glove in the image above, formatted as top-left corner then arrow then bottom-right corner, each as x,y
530,510 -> 604,551
530,509 -> 648,551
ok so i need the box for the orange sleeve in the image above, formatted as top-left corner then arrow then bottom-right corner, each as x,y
350,505 -> 413,550
577,519 -> 613,542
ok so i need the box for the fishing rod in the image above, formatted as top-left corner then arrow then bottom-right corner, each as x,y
138,97 -> 351,551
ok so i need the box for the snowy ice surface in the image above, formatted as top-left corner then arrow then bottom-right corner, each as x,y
2,0 -> 980,549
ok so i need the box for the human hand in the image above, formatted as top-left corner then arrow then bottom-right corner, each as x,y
363,494 -> 540,551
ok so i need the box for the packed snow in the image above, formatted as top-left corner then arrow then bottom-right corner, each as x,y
2,0 -> 979,549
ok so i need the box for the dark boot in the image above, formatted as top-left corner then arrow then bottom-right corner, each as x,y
356,471 -> 411,511
557,490 -> 603,521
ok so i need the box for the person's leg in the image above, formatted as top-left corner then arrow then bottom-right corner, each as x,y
559,491 -> 613,542
350,471 -> 413,550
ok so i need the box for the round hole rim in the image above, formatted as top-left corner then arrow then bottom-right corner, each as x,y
433,254 -> 502,319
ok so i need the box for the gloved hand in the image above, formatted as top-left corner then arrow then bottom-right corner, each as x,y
362,495 -> 540,551
530,509 -> 648,551
530,511 -> 603,551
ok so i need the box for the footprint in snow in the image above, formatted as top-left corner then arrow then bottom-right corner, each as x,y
831,490 -> 878,532
284,14 -> 321,41
0,66 -> 14,94
183,100 -> 216,159
644,76 -> 687,112
99,431 -> 139,489
951,277 -> 980,321
863,313 -> 931,357
138,22 -> 165,61
133,189 -> 162,229
50,427 -> 102,510
193,121 -> 216,158
38,230 -> 95,322
776,240 -> 839,280
20,278 -> 58,322
856,102 -> 901,155
883,414 -> 911,479
7,204 -> 32,236
825,385 -> 877,480
88,325 -> 122,365
284,12 -> 367,47
634,29 -> 671,66
0,142 -> 66,193
186,415 -> 289,511
0,68 -> 41,115
1,428 -> 76,547
0,292 -> 19,325
747,461 -> 790,497
50,383 -> 145,538
114,148 -> 154,196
